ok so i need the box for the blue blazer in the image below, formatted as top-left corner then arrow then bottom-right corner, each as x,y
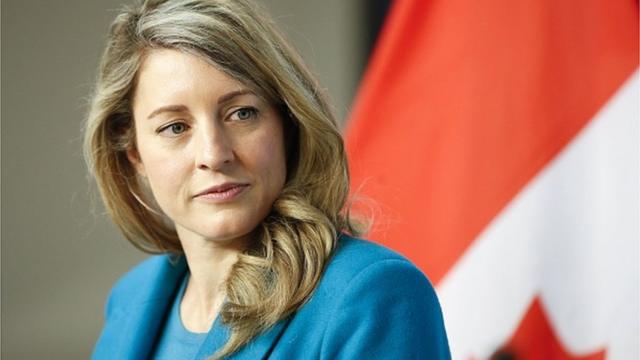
92,236 -> 451,359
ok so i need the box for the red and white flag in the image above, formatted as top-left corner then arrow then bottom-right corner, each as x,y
345,0 -> 638,359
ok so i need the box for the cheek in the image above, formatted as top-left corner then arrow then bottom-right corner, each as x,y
138,145 -> 190,207
247,131 -> 287,192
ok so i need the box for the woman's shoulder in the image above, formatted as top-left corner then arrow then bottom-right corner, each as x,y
278,235 -> 450,359
308,234 -> 441,315
322,234 -> 433,291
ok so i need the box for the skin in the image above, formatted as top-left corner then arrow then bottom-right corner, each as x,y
128,48 -> 287,332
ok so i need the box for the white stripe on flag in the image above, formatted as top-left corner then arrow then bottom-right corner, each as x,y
437,70 -> 639,360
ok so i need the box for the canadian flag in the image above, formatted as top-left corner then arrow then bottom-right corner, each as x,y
345,0 -> 638,359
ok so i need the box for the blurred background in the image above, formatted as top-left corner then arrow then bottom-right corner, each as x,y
1,1 -> 389,358
3,0 -> 637,359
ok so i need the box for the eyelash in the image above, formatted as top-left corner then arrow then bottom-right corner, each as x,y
230,107 -> 259,121
156,107 -> 259,136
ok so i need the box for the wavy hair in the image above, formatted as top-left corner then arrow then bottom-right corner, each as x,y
83,0 -> 362,357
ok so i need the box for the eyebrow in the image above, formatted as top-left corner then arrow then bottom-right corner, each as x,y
218,89 -> 255,105
147,104 -> 189,120
146,89 -> 257,120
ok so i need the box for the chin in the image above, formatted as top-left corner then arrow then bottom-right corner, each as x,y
185,218 -> 260,244
172,205 -> 271,246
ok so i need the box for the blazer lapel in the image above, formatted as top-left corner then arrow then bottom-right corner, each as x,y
109,254 -> 292,360
117,255 -> 188,360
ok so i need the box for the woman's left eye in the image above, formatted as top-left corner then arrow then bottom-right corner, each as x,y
231,107 -> 258,121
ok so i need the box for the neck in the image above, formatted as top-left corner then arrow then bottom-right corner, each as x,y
176,226 -> 251,332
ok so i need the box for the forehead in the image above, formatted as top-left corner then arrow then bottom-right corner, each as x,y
133,49 -> 245,102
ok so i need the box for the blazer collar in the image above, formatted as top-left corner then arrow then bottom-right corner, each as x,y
117,254 -> 188,360
115,254 -> 293,359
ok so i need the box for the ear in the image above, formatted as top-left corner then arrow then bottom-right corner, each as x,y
126,147 -> 146,177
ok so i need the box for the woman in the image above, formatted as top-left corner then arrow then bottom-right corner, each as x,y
85,0 -> 450,359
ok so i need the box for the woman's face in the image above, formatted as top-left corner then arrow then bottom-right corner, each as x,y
129,49 -> 287,247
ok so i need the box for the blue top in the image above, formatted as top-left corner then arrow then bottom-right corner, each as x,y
92,235 -> 451,359
151,274 -> 210,359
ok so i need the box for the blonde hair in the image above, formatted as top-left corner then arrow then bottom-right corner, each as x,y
84,0 -> 362,357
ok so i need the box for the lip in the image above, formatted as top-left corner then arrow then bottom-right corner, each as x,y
194,182 -> 250,202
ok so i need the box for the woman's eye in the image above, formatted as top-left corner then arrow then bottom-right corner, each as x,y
231,107 -> 258,121
159,122 -> 189,136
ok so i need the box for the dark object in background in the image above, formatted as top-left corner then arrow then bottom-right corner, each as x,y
490,347 -> 516,360
364,0 -> 392,61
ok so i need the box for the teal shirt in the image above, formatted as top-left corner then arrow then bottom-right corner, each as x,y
152,274 -> 213,359
92,235 -> 451,359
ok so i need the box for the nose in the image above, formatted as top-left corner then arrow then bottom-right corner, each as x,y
194,121 -> 235,171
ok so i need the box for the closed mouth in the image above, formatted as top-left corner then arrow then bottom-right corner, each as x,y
195,183 -> 249,200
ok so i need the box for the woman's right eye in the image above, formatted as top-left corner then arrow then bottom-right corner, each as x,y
158,122 -> 189,136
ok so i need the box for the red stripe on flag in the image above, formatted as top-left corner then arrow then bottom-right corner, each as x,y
346,0 -> 638,284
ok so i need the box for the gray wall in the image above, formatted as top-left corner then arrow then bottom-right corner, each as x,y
1,1 -> 365,358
